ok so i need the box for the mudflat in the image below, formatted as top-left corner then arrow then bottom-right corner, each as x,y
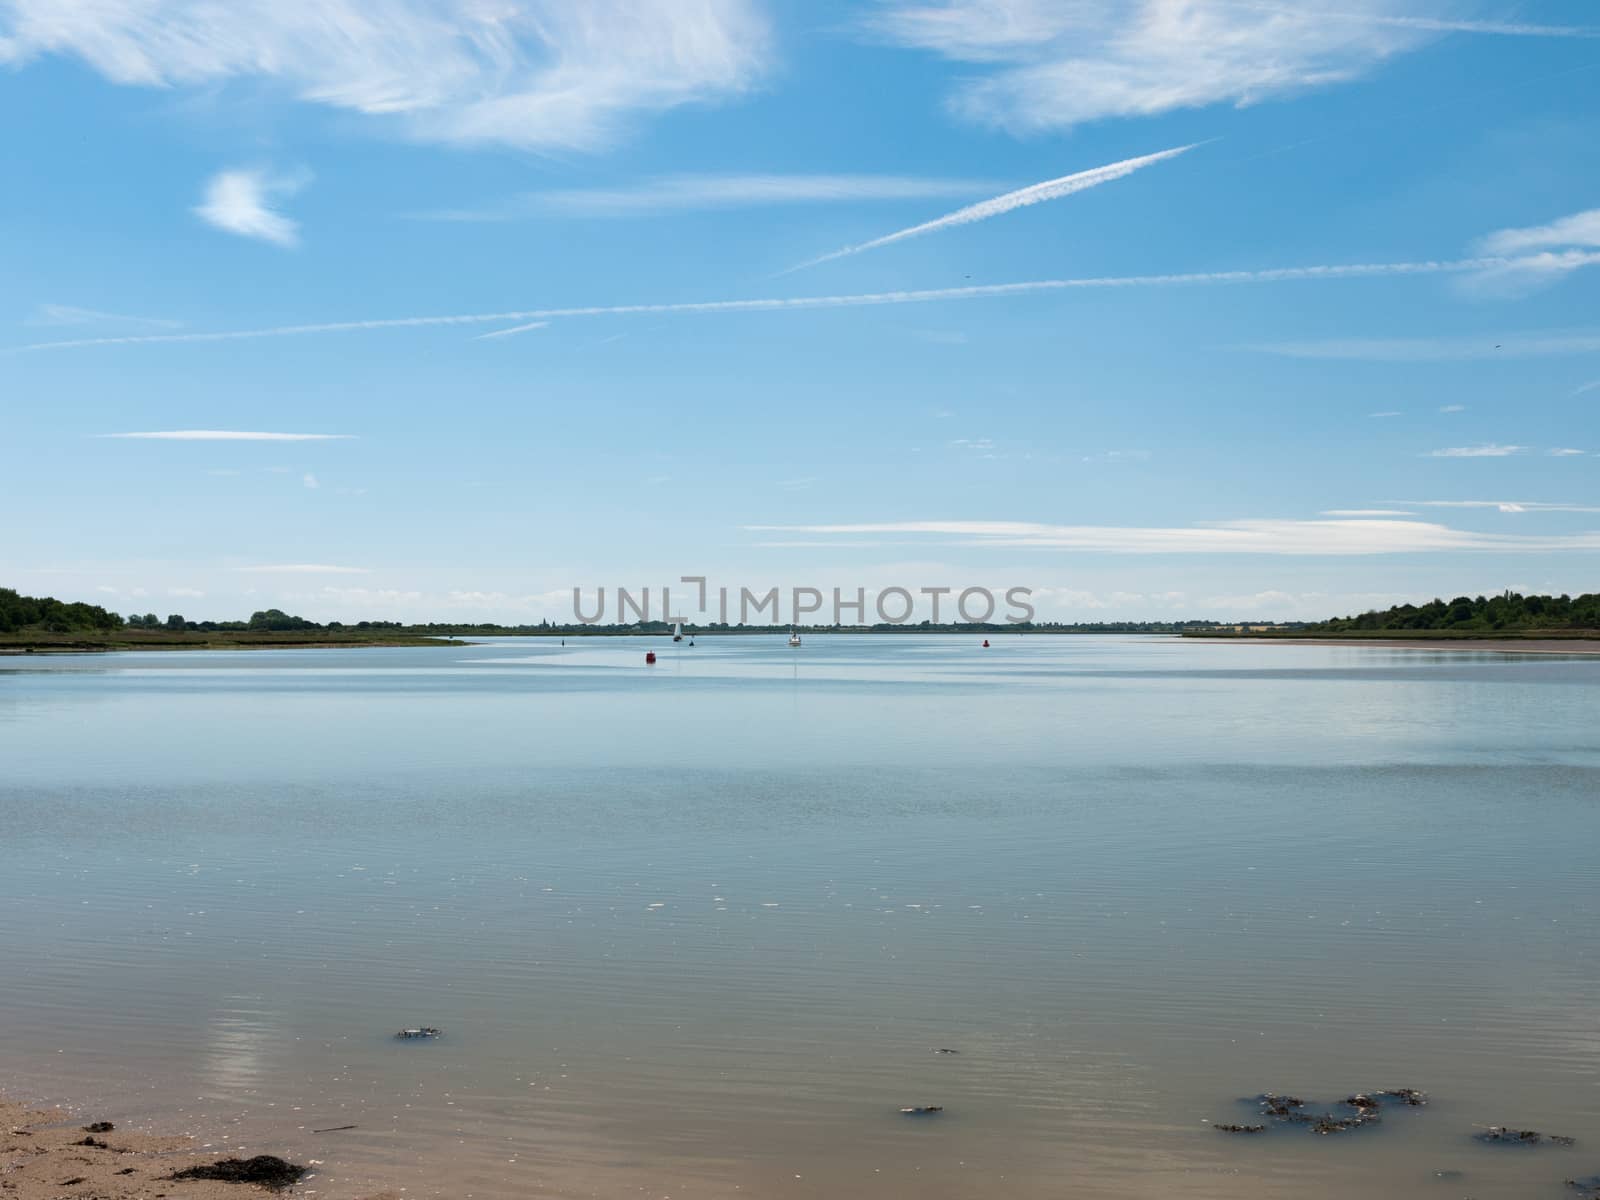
0,1093 -> 394,1200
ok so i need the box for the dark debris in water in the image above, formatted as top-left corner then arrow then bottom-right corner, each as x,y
1258,1094 -> 1306,1119
1216,1088 -> 1428,1137
167,1155 -> 308,1190
82,1121 -> 115,1133
1379,1088 -> 1427,1107
395,1026 -> 442,1039
1311,1111 -> 1381,1135
74,1136 -> 110,1148
1474,1126 -> 1576,1147
900,1106 -> 944,1116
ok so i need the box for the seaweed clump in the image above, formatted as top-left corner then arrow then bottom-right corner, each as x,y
168,1156 -> 308,1190
1475,1126 -> 1576,1147
1220,1087 -> 1428,1137
1378,1088 -> 1426,1107
82,1121 -> 115,1133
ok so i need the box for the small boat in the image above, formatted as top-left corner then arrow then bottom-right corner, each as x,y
788,629 -> 802,647
672,623 -> 684,643
395,1027 -> 442,1039
900,1105 -> 943,1116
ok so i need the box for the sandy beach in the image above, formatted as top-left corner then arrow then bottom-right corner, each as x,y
0,1093 -> 392,1200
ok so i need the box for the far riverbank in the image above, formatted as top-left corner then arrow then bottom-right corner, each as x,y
1188,635 -> 1600,654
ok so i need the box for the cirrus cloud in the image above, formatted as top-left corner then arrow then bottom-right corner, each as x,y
0,0 -> 770,151
865,0 -> 1597,134
745,517 -> 1600,555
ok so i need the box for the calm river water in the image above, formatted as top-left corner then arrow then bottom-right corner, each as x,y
2,635 -> 1597,1198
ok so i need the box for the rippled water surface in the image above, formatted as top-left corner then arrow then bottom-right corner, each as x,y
2,635 -> 1598,1198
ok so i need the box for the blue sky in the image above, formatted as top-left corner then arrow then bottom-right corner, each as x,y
4,0 -> 1599,624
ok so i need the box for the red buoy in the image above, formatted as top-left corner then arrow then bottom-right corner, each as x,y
645,651 -> 657,664
982,639 -> 990,648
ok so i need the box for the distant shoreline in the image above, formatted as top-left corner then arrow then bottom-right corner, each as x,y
7,628 -> 1600,655
0,634 -> 463,654
1187,636 -> 1600,654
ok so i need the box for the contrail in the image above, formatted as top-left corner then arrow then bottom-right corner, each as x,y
474,320 -> 550,340
785,144 -> 1200,273
98,430 -> 352,441
3,254 -> 1568,354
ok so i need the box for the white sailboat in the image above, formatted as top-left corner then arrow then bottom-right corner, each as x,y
672,623 -> 684,643
788,628 -> 802,647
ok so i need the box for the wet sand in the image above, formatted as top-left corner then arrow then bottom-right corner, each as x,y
0,1093 -> 394,1200
1194,636 -> 1600,654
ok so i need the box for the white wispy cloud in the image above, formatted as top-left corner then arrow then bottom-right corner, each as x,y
1426,444 -> 1527,458
1573,379 -> 1600,396
474,320 -> 550,341
230,564 -> 371,575
26,303 -> 181,329
1369,410 -> 1403,417
12,253 -> 1565,355
422,174 -> 996,220
1478,208 -> 1600,256
866,1 -> 1598,133
744,517 -> 1600,555
1406,499 -> 1600,513
194,168 -> 307,247
1439,404 -> 1465,413
0,0 -> 769,151
302,473 -> 320,489
1462,209 -> 1600,294
100,431 -> 352,441
1320,508 -> 1415,516
1548,448 -> 1586,457
789,143 -> 1197,270
1251,326 -> 1600,360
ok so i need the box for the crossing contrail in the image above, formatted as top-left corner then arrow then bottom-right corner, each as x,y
7,254 -> 1574,354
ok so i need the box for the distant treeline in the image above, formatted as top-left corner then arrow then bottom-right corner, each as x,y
0,588 -> 123,634
1,590 -> 354,635
1308,591 -> 1600,633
